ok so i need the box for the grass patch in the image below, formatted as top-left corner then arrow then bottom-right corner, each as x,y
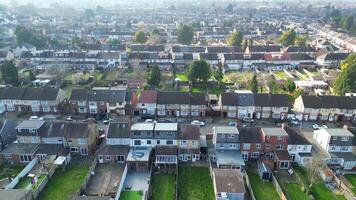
178,166 -> 214,200
247,170 -> 280,200
38,165 -> 89,200
152,173 -> 175,200
0,165 -> 25,180
15,175 -> 46,190
274,71 -> 288,79
223,72 -> 254,84
345,174 -> 356,194
176,73 -> 189,82
120,191 -> 142,200
283,181 -> 310,200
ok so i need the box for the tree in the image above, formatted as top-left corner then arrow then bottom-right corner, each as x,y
214,65 -> 224,85
340,53 -> 356,71
304,154 -> 325,194
249,38 -> 254,47
1,61 -> 18,85
243,39 -> 248,51
147,65 -> 161,87
108,39 -> 120,45
279,29 -> 296,46
177,25 -> 194,45
284,79 -> 296,92
334,57 -> 356,95
249,73 -> 258,93
341,16 -> 354,31
146,34 -> 163,45
228,30 -> 243,47
15,26 -> 32,44
134,31 -> 147,44
28,70 -> 36,81
295,35 -> 307,47
188,60 -> 212,83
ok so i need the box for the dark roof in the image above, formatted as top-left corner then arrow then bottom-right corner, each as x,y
107,123 -> 131,138
301,95 -> 356,109
36,144 -> 62,155
66,122 -> 97,138
249,45 -> 281,53
199,53 -> 218,60
157,92 -> 205,105
214,169 -> 245,194
0,87 -> 26,99
171,46 -> 206,53
183,53 -> 193,60
283,126 -> 311,145
89,89 -> 126,103
130,44 -> 165,52
70,89 -> 88,101
128,52 -> 159,60
223,53 -> 244,60
289,54 -> 313,61
0,119 -> 18,148
239,127 -> 263,143
254,93 -> 289,107
155,146 -> 178,155
238,93 -> 254,106
97,144 -> 129,156
319,53 -> 349,61
207,46 -> 243,53
276,150 -> 292,161
38,121 -> 67,138
286,46 -> 315,53
139,90 -> 157,103
0,143 -> 39,154
0,87 -> 60,101
179,124 -> 200,140
221,93 -> 238,106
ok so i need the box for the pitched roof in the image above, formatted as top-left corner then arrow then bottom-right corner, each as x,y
0,87 -> 60,101
239,127 -> 263,143
107,123 -> 131,138
301,95 -> 356,109
38,121 -> 67,138
318,52 -> 349,61
139,90 -> 157,103
214,169 -> 245,194
284,126 -> 311,145
157,92 -> 205,105
223,53 -> 244,60
66,122 -> 97,138
254,93 -> 289,107
199,53 -> 218,60
286,46 -> 315,53
179,124 -> 200,140
36,144 -> 63,155
89,88 -> 126,103
97,144 -> 129,156
130,44 -> 165,52
0,143 -> 39,154
70,89 -> 88,101
262,128 -> 288,136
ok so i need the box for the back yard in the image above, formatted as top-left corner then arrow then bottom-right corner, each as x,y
275,171 -> 309,200
0,165 -> 24,179
344,174 -> 356,194
119,191 -> 142,200
247,170 -> 280,200
38,165 -> 89,200
152,173 -> 175,200
177,166 -> 214,200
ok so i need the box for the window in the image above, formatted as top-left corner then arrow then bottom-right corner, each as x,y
117,155 -> 125,162
256,143 -> 261,149
31,137 -> 39,143
251,152 -> 259,158
192,140 -> 196,145
341,146 -> 349,151
228,134 -> 235,138
280,161 -> 289,169
20,155 -> 32,162
157,140 -> 160,145
330,145 -> 337,151
276,144 -> 284,150
5,154 -> 12,159
29,129 -> 35,133
147,140 -> 151,145
134,140 -> 141,145
68,139 -> 73,143
341,137 -> 349,141
332,136 -> 337,140
70,147 -> 78,152
219,143 -> 224,148
230,144 -> 236,148
243,143 -> 251,150
141,103 -> 145,106
167,140 -> 173,145
105,156 -> 111,160
277,136 -> 283,141
303,145 -> 308,151
78,139 -> 86,145
181,140 -> 187,145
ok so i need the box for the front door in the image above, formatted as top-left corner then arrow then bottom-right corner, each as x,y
80,147 -> 88,155
192,154 -> 196,162
182,154 -> 188,161
98,155 -> 104,163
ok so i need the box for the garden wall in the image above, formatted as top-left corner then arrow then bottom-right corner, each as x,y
244,174 -> 256,200
271,174 -> 287,200
5,157 -> 38,189
114,164 -> 128,200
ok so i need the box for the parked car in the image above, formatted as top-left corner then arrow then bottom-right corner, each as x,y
65,116 -> 73,121
290,118 -> 300,125
176,119 -> 187,124
103,118 -> 114,124
242,117 -> 254,123
98,127 -> 105,133
191,120 -> 205,127
29,116 -> 43,121
228,121 -> 237,126
145,119 -> 157,123
157,118 -> 174,123
313,124 -> 328,130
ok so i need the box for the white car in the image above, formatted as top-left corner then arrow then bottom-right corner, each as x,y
290,118 -> 299,125
313,124 -> 328,130
29,116 -> 43,121
242,117 -> 254,123
191,120 -> 205,126
65,116 -> 73,121
145,119 -> 157,123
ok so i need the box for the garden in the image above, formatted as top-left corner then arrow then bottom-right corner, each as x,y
119,191 -> 142,200
247,169 -> 280,200
151,173 -> 175,200
344,174 -> 356,194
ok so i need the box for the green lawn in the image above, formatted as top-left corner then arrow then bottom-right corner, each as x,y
176,73 -> 189,82
152,174 -> 175,200
15,175 -> 46,190
274,71 -> 288,79
120,191 -> 142,200
345,174 -> 356,194
282,181 -> 310,200
38,165 -> 89,200
178,166 -> 214,200
247,170 -> 280,200
0,165 -> 25,180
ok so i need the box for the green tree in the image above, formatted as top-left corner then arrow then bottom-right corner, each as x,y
340,53 -> 356,71
295,35 -> 307,47
28,70 -> 36,81
228,30 -> 243,47
214,65 -> 224,85
279,29 -> 296,46
334,55 -> 356,95
188,60 -> 212,83
284,79 -> 296,92
134,31 -> 147,44
177,25 -> 194,45
15,26 -> 32,44
1,61 -> 18,85
249,73 -> 258,93
147,65 -> 161,87
341,16 -> 354,31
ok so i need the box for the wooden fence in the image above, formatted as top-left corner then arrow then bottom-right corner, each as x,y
271,175 -> 288,200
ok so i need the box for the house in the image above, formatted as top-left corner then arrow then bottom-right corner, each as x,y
35,143 -> 63,161
65,122 -> 99,155
284,126 -> 312,166
156,92 -> 206,118
178,124 -> 201,162
213,126 -> 240,150
135,90 -> 157,116
0,119 -> 18,150
253,93 -> 289,120
38,121 -> 67,146
316,53 -> 349,68
313,128 -> 356,170
16,120 -> 46,144
220,92 -> 255,119
294,80 -> 329,93
0,87 -> 65,113
274,150 -> 292,170
199,53 -> 219,67
106,122 -> 131,146
222,54 -> 244,70
239,127 -> 263,161
293,95 -> 356,121
261,128 -> 288,154
0,143 -> 39,164
155,123 -> 178,146
154,146 -> 178,168
213,169 -> 245,200
130,123 -> 155,147
284,46 -> 316,57
126,147 -> 152,171
69,89 -> 89,114
97,144 -> 129,164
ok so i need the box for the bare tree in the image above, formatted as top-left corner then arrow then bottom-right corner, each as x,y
305,153 -> 325,193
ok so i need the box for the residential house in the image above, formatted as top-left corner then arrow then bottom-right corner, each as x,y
178,124 -> 201,162
239,127 -> 264,161
126,147 -> 152,171
106,122 -> 131,146
36,144 -> 63,161
213,169 -> 245,200
0,143 -> 39,164
97,144 -> 129,164
0,119 -> 18,150
155,123 -> 178,147
135,90 -> 157,116
261,128 -> 288,155
221,54 -> 244,70
293,95 -> 356,121
38,121 -> 67,146
253,93 -> 289,120
130,123 -> 155,147
313,128 -> 356,170
65,122 -> 99,155
284,126 -> 312,166
154,146 -> 178,168
213,126 -> 240,150
16,120 -> 46,144
316,53 -> 349,68
199,53 -> 219,67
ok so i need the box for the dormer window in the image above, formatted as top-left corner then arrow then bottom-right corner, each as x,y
29,129 -> 35,133
341,137 -> 349,141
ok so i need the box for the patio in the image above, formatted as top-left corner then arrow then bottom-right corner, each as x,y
123,172 -> 151,194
